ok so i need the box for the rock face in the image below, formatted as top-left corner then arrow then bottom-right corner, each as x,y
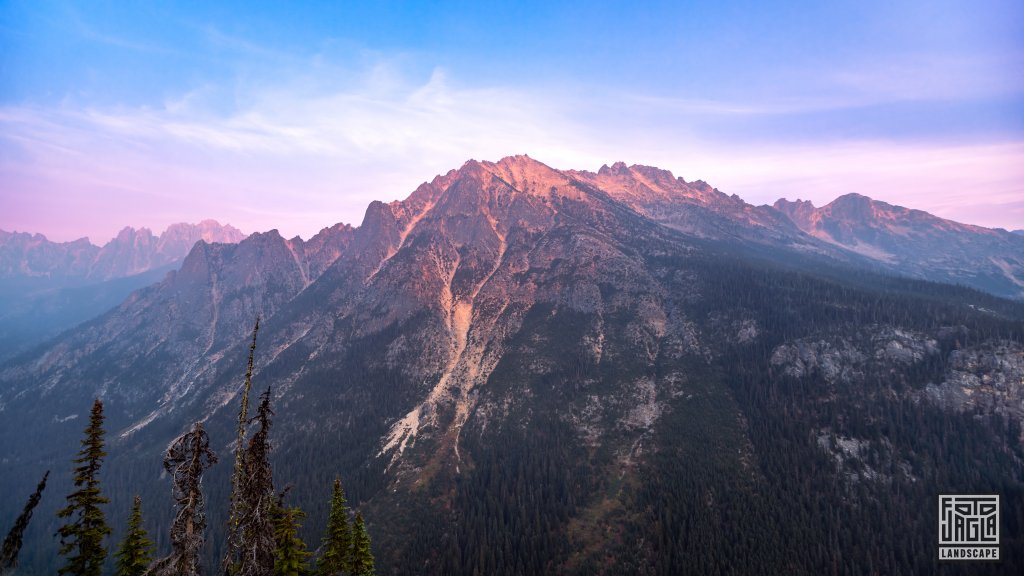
770,327 -> 941,383
771,324 -> 1024,428
774,194 -> 1024,300
924,342 -> 1024,423
2,156 -> 1023,575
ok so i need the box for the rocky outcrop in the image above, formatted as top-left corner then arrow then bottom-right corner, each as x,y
771,326 -> 1024,425
923,341 -> 1024,422
769,327 -> 939,382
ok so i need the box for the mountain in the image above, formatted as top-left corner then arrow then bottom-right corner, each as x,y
1,157 -> 1022,575
570,161 -> 821,250
774,194 -> 1024,300
0,221 -> 246,361
0,220 -> 246,282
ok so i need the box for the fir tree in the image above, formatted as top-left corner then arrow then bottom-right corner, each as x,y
0,470 -> 49,575
56,398 -> 111,576
224,317 -> 260,575
273,503 -> 310,576
114,496 -> 154,576
236,387 -> 276,576
349,513 -> 374,576
147,422 -> 218,576
315,479 -> 352,576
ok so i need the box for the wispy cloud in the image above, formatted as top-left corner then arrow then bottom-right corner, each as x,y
625,50 -> 1024,119
823,51 -> 1024,103
53,1 -> 180,56
2,53 -> 1022,242
0,63 -> 593,241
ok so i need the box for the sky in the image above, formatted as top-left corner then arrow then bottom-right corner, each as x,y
1,0 -> 1022,243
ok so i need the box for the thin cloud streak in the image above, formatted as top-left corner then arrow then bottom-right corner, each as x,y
627,50 -> 1024,118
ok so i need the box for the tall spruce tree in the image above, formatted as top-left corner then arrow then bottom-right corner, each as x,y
1,470 -> 49,575
147,422 -> 218,576
114,496 -> 154,576
236,387 -> 276,576
224,317 -> 260,575
273,502 -> 310,576
56,398 -> 111,576
315,479 -> 352,576
349,513 -> 374,576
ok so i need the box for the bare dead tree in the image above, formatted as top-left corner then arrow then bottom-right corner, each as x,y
0,470 -> 49,575
146,422 -> 218,576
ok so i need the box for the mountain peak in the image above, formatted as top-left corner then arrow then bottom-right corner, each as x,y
484,153 -> 556,176
572,161 -> 723,210
0,220 -> 248,281
597,161 -> 630,176
773,198 -> 819,227
112,225 -> 154,241
494,153 -> 534,166
825,192 -> 884,218
774,198 -> 816,210
163,220 -> 245,245
462,154 -> 573,200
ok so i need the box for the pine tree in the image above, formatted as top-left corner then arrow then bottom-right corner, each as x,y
114,496 -> 154,576
273,503 -> 310,576
224,317 -> 260,575
56,398 -> 111,576
349,513 -> 374,576
236,387 -> 276,576
147,422 -> 218,576
315,479 -> 352,576
0,470 -> 49,575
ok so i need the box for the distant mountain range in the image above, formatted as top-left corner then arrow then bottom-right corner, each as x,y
1,157 -> 1022,574
774,194 -> 1024,300
0,220 -> 245,361
0,220 -> 245,282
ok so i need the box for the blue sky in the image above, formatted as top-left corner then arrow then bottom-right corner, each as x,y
2,0 -> 1022,242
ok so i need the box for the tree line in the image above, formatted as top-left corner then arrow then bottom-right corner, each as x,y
1,319 -> 375,576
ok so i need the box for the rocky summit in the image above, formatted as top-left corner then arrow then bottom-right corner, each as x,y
2,156 -> 1023,575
